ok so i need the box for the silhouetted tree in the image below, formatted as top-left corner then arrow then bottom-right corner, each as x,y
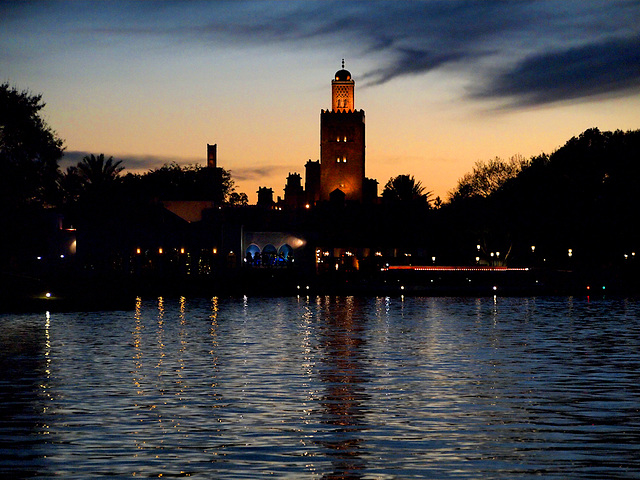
76,153 -> 124,188
0,84 -> 65,273
0,83 -> 64,208
382,174 -> 431,206
58,153 -> 125,209
228,192 -> 249,206
449,155 -> 527,202
139,162 -> 244,204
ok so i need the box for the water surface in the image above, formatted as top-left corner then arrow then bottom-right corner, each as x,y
1,296 -> 639,479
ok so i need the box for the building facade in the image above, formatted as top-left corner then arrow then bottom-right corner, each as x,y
319,64 -> 366,202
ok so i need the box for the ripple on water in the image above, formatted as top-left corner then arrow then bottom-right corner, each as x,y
0,296 -> 639,479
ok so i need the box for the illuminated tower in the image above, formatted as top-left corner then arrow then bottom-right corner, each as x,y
320,61 -> 365,202
207,143 -> 217,168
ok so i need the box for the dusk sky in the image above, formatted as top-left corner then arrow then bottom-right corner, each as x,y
2,1 -> 639,202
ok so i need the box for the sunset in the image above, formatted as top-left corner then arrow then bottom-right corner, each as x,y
3,1 -> 639,201
2,2 -> 640,478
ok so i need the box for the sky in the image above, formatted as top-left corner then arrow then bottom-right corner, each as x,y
2,0 -> 640,203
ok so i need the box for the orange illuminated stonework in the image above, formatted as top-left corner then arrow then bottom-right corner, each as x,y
320,64 -> 365,202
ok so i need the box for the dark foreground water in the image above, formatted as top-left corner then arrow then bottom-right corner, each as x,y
1,296 -> 639,479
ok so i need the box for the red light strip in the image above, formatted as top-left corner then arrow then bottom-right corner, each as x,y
386,266 -> 530,272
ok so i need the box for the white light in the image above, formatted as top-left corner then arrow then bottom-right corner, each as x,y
492,286 -> 497,291
45,292 -> 52,298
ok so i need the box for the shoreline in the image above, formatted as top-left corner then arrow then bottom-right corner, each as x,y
2,267 -> 637,313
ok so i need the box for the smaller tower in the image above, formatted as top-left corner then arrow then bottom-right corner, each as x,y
305,160 -> 320,205
283,173 -> 305,208
257,187 -> 275,208
207,144 -> 217,168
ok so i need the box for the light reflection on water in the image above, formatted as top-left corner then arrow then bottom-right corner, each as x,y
1,296 -> 640,479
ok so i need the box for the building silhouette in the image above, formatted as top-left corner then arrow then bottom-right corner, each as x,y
261,62 -> 373,207
320,62 -> 366,202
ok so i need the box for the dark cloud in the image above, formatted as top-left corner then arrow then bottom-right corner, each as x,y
363,48 -> 468,86
471,35 -> 640,107
7,0 -> 639,108
61,151 -> 295,186
231,165 -> 298,183
61,151 -> 200,172
133,1 -> 640,107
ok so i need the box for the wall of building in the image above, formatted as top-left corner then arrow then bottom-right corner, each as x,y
319,110 -> 366,202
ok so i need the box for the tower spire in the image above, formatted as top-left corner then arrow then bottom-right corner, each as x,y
341,58 -> 345,69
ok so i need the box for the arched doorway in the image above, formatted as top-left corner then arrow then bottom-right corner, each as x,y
245,244 -> 261,266
278,244 -> 294,265
262,244 -> 278,267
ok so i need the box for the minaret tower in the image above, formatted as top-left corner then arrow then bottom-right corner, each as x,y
320,61 -> 366,202
331,59 -> 355,112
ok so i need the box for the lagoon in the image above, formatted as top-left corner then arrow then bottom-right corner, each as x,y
1,296 -> 639,479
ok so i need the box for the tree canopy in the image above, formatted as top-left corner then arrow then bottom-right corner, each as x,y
0,83 -> 64,208
382,174 -> 431,206
129,162 -> 239,203
449,155 -> 528,202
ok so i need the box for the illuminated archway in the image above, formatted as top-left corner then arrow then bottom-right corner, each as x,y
278,244 -> 294,264
262,244 -> 278,266
245,244 -> 261,265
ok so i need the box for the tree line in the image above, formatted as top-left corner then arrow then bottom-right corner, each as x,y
3,82 -> 639,278
0,83 -> 247,272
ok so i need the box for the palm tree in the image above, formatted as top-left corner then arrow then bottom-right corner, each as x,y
382,174 -> 431,206
77,153 -> 124,187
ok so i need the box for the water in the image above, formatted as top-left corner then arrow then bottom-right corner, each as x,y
1,296 -> 639,479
